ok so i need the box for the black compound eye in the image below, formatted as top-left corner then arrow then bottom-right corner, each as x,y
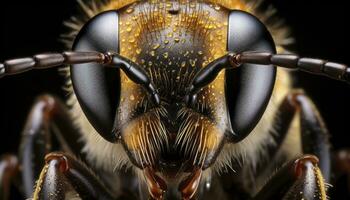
226,10 -> 276,142
71,11 -> 120,142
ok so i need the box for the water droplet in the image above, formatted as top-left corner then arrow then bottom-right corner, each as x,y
163,52 -> 169,59
166,2 -> 172,9
181,61 -> 186,68
167,32 -> 173,38
153,43 -> 160,50
190,59 -> 197,67
128,37 -> 136,43
126,8 -> 134,13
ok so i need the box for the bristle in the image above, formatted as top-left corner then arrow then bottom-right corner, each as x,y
77,0 -> 96,18
122,109 -> 168,167
175,108 -> 223,167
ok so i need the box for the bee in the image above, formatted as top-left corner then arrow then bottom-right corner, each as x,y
0,0 -> 349,200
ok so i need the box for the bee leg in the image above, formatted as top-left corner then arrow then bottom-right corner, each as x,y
0,155 -> 19,200
288,91 -> 331,182
254,91 -> 331,181
32,152 -> 118,200
242,90 -> 332,199
253,155 -> 328,200
18,95 -> 85,197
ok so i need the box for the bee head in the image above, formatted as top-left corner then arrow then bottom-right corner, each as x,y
71,1 -> 276,180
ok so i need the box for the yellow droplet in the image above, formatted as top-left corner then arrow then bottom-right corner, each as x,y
164,40 -> 170,45
190,59 -> 197,67
174,37 -> 180,43
126,8 -> 134,13
167,32 -> 173,38
163,52 -> 169,59
136,48 -> 142,55
126,27 -> 132,32
206,24 -> 214,29
181,61 -> 186,68
130,95 -> 135,101
166,2 -> 172,8
153,43 -> 160,50
128,37 -> 136,43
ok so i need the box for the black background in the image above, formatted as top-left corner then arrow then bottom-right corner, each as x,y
0,0 -> 349,199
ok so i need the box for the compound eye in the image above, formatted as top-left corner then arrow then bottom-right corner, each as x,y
71,11 -> 120,142
226,11 -> 276,142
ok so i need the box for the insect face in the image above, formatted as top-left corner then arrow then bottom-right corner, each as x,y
71,0 -> 276,197
2,1 -> 350,199
117,1 -> 229,172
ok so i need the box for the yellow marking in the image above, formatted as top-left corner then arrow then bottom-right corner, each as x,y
204,123 -> 222,150
123,120 -> 142,150
32,164 -> 49,200
315,165 -> 328,200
